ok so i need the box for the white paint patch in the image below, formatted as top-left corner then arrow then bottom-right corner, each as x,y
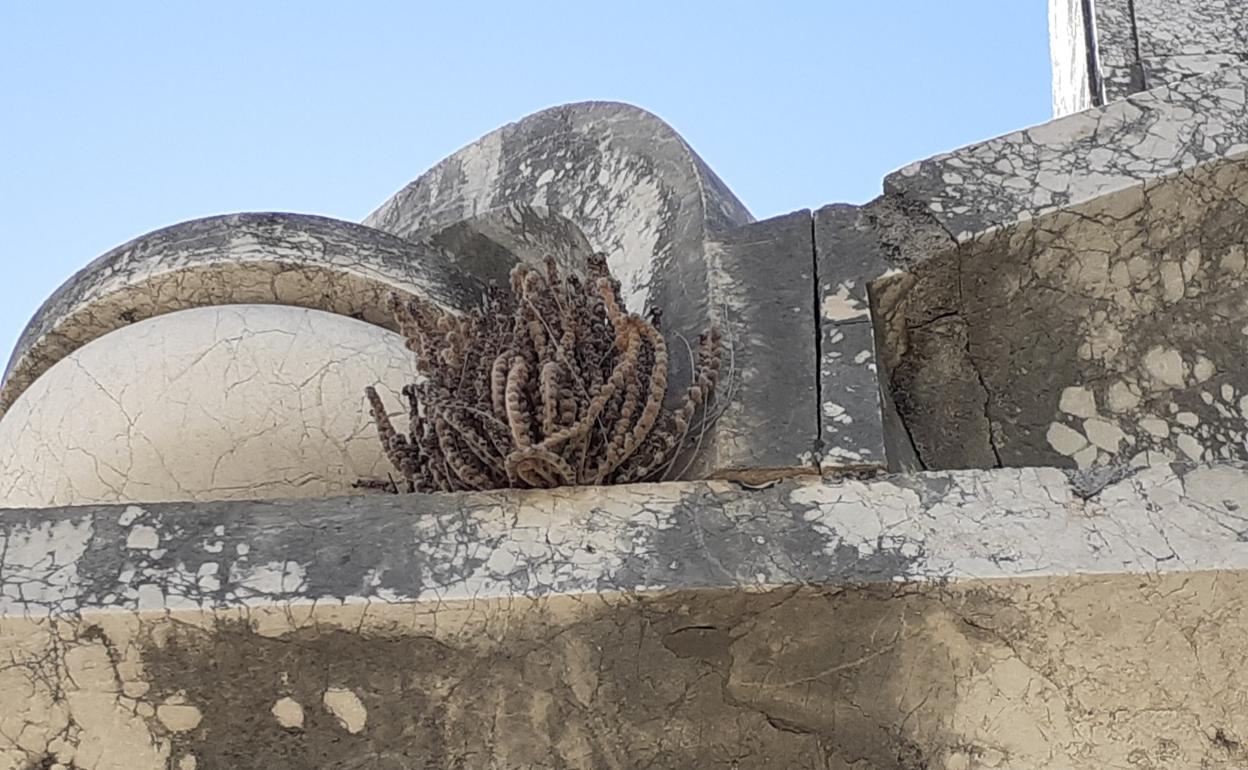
0,517 -> 92,613
232,560 -> 308,597
1059,386 -> 1097,418
157,702 -> 203,732
1072,444 -> 1100,469
821,285 -> 868,321
1083,418 -> 1126,452
126,525 -> 160,550
456,129 -> 503,217
1143,346 -> 1187,390
323,688 -> 367,734
1106,381 -> 1140,413
1193,356 -> 1217,383
1046,422 -> 1088,456
118,505 -> 144,527
272,696 -> 305,729
1175,433 -> 1205,462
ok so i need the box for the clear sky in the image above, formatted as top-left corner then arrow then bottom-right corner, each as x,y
0,2 -> 1052,363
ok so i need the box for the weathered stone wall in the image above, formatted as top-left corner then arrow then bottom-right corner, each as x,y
3,10 -> 1248,767
862,64 -> 1248,471
1050,0 -> 1247,114
2,462 -> 1247,769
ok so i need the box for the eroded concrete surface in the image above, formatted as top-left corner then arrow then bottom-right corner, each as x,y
1,462 -> 1247,768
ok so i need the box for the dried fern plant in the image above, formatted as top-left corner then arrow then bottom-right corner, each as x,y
364,254 -> 722,492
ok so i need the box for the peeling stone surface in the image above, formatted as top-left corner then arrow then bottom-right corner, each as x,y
0,213 -> 485,420
2,70 -> 1247,766
0,305 -> 416,507
1,462 -> 1248,768
2,462 -> 1246,615
863,64 -> 1248,471
1055,0 -> 1248,112
879,155 -> 1248,470
892,64 -> 1248,242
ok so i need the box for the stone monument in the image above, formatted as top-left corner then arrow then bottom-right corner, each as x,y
1,3 -> 1246,768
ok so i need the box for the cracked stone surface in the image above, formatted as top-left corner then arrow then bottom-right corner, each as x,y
1053,0 -> 1248,113
1,461 -> 1247,768
891,64 -> 1248,242
857,65 -> 1248,471
0,213 -> 485,420
0,305 -> 416,508
879,151 -> 1248,471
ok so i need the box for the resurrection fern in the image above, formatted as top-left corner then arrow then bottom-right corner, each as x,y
364,254 -> 722,492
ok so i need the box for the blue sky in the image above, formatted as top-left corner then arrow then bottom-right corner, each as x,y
0,2 -> 1052,362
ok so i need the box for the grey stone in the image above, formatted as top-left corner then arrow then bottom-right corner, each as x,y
3,462 -> 1247,615
0,212 -> 489,418
364,101 -> 754,320
813,204 -> 900,472
1052,0 -> 1248,113
409,202 -> 597,288
680,210 -> 819,482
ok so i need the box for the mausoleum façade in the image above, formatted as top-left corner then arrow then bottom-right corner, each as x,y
1,3 -> 1247,768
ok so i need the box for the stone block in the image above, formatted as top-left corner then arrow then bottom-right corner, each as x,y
2,461 -> 1247,767
1051,0 -> 1248,113
870,65 -> 1248,470
813,201 -> 946,472
683,210 -> 819,482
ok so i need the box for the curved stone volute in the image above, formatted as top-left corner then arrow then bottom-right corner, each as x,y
0,212 -> 487,417
364,101 -> 754,318
408,203 -> 598,288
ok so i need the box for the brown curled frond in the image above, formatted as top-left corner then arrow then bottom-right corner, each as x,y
364,254 -> 723,492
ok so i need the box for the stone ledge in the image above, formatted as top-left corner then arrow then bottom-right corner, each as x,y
2,462 -> 1248,769
2,461 -> 1245,615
